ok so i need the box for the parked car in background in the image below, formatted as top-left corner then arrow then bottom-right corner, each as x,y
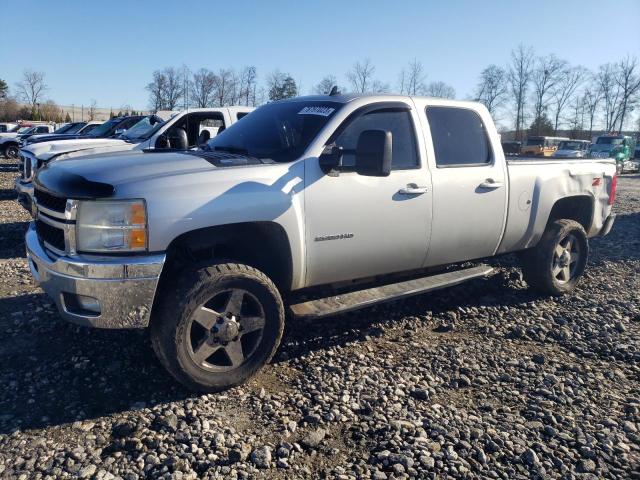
15,108 -> 253,214
501,140 -> 521,156
0,122 -> 18,133
0,124 -> 55,158
634,142 -> 640,160
20,115 -> 144,147
521,136 -> 569,157
589,134 -> 638,173
552,139 -> 590,158
21,121 -> 105,147
25,93 -> 617,391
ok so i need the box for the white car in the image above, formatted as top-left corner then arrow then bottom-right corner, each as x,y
0,124 -> 55,158
0,122 -> 18,133
15,107 -> 253,213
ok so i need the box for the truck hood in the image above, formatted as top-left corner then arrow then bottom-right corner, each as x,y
35,150 -> 269,198
24,138 -> 131,161
0,132 -> 18,140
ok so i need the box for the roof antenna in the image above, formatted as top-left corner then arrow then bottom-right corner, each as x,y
329,86 -> 340,96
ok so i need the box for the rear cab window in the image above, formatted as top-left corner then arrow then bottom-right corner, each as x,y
426,106 -> 492,167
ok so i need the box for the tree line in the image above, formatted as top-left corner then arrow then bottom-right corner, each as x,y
476,45 -> 640,140
2,50 -> 639,139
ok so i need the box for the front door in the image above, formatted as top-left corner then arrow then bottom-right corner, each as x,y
418,103 -> 508,267
304,103 -> 432,287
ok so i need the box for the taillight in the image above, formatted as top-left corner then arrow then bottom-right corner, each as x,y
608,175 -> 617,205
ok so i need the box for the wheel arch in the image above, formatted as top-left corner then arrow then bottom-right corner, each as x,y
545,194 -> 594,233
161,221 -> 294,294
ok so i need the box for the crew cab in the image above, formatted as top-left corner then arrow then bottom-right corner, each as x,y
0,123 -> 55,158
26,94 -> 617,392
15,108 -> 252,214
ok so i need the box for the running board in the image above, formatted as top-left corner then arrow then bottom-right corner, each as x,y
290,265 -> 494,319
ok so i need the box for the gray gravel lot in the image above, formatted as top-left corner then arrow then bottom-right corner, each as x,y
0,157 -> 638,479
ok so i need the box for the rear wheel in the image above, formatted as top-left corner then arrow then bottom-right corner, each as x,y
150,262 -> 284,392
520,219 -> 588,296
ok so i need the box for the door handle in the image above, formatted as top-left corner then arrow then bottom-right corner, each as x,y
478,178 -> 504,189
398,183 -> 428,195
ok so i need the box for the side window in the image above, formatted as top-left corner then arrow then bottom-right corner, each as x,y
333,109 -> 419,169
37,126 -> 48,133
237,112 -> 249,120
426,106 -> 491,167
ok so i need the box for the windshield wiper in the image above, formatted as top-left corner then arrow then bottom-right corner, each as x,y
214,145 -> 250,155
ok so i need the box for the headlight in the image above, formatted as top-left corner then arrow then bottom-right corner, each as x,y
76,200 -> 147,252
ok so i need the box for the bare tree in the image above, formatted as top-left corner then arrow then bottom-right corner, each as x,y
550,66 -> 585,133
191,68 -> 217,108
237,66 -> 258,106
347,59 -> 376,93
399,59 -> 427,95
313,75 -> 339,95
425,81 -> 455,99
582,82 -> 601,139
507,45 -> 535,141
86,99 -> 98,121
531,55 -> 566,134
475,65 -> 508,116
597,64 -> 623,131
40,100 -> 62,122
163,67 -> 184,110
614,56 -> 640,131
214,69 -> 235,107
146,70 -> 168,111
567,95 -> 586,138
16,70 -> 48,107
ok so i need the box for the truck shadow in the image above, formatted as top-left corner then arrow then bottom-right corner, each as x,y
0,221 -> 29,259
0,188 -> 18,200
0,293 -> 190,435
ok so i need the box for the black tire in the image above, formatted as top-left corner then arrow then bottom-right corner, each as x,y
150,262 -> 284,392
520,219 -> 588,296
4,144 -> 19,159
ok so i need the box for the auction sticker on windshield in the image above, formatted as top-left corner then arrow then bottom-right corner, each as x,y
298,106 -> 335,116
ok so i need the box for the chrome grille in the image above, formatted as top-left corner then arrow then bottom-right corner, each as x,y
34,188 -> 67,214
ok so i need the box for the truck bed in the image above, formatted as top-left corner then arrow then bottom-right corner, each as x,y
498,157 -> 616,255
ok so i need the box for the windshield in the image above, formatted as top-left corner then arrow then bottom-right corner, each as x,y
205,101 -> 341,162
558,141 -> 587,150
122,116 -> 164,140
596,137 -> 623,145
19,127 -> 36,135
526,137 -> 544,146
86,118 -> 122,138
62,122 -> 86,134
53,123 -> 79,134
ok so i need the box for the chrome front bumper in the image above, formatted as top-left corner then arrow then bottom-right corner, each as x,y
14,178 -> 35,216
26,223 -> 165,329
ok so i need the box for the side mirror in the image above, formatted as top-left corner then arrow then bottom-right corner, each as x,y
354,130 -> 392,177
319,144 -> 343,175
155,135 -> 169,149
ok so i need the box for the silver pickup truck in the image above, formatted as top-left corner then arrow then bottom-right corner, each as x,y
25,94 -> 617,391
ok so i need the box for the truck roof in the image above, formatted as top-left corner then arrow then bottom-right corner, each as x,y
278,93 -> 482,109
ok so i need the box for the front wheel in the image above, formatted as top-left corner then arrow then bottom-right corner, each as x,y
520,219 -> 588,296
4,144 -> 19,159
150,262 -> 284,392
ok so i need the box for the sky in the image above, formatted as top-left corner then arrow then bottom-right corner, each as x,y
1,0 -> 639,111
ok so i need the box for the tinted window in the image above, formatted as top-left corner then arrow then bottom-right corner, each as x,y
206,101 -> 341,163
334,109 -> 418,169
427,106 -> 491,167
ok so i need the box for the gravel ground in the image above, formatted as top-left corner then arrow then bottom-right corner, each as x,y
0,157 -> 638,479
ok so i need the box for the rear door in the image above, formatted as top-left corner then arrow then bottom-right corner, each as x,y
415,101 -> 508,266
